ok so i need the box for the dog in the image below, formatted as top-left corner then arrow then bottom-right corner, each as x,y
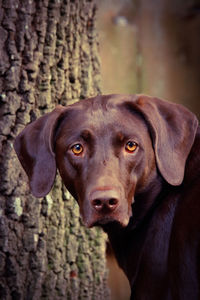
14,94 -> 200,299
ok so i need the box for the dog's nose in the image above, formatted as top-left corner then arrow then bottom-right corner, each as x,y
91,197 -> 119,212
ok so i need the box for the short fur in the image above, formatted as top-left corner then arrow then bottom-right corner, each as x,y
14,94 -> 200,300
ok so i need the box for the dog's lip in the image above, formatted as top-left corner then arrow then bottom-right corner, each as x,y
83,214 -> 130,228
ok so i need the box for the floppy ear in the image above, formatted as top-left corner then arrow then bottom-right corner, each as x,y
127,95 -> 198,186
14,105 -> 66,197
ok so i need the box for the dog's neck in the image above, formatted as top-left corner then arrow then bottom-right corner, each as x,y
132,175 -> 165,227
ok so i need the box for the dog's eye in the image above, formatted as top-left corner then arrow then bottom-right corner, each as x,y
71,143 -> 83,155
125,141 -> 137,153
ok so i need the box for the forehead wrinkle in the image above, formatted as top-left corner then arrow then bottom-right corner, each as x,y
59,104 -> 149,147
84,106 -> 112,134
84,107 -> 142,142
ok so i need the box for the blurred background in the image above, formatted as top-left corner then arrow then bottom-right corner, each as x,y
97,0 -> 200,118
96,0 -> 200,299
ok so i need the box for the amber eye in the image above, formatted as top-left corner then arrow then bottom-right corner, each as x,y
71,144 -> 83,155
125,141 -> 137,153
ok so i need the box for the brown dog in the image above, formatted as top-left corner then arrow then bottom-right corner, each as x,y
14,94 -> 200,300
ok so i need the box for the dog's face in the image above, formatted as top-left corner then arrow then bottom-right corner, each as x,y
55,97 -> 156,227
14,94 -> 198,228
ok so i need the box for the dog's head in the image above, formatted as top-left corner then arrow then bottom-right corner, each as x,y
14,95 -> 198,228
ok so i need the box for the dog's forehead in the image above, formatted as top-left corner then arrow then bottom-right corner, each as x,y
62,96 -> 148,140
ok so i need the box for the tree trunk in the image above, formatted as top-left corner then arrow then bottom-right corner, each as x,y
0,0 -> 109,299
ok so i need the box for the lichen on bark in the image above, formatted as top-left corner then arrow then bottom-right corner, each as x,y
0,0 -> 109,299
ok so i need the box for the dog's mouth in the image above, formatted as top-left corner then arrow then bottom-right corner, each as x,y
92,217 -> 125,227
82,213 -> 131,229
79,189 -> 132,229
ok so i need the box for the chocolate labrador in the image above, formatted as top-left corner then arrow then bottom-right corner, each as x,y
14,94 -> 200,300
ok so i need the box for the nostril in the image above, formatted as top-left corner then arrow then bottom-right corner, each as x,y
92,199 -> 103,211
108,198 -> 118,208
91,197 -> 119,212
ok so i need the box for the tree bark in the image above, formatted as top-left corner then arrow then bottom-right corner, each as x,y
0,0 -> 109,299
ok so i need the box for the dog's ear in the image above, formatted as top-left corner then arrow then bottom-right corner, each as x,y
14,105 -> 66,197
127,95 -> 198,186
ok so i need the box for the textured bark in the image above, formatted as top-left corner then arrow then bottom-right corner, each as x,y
0,0 -> 109,299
